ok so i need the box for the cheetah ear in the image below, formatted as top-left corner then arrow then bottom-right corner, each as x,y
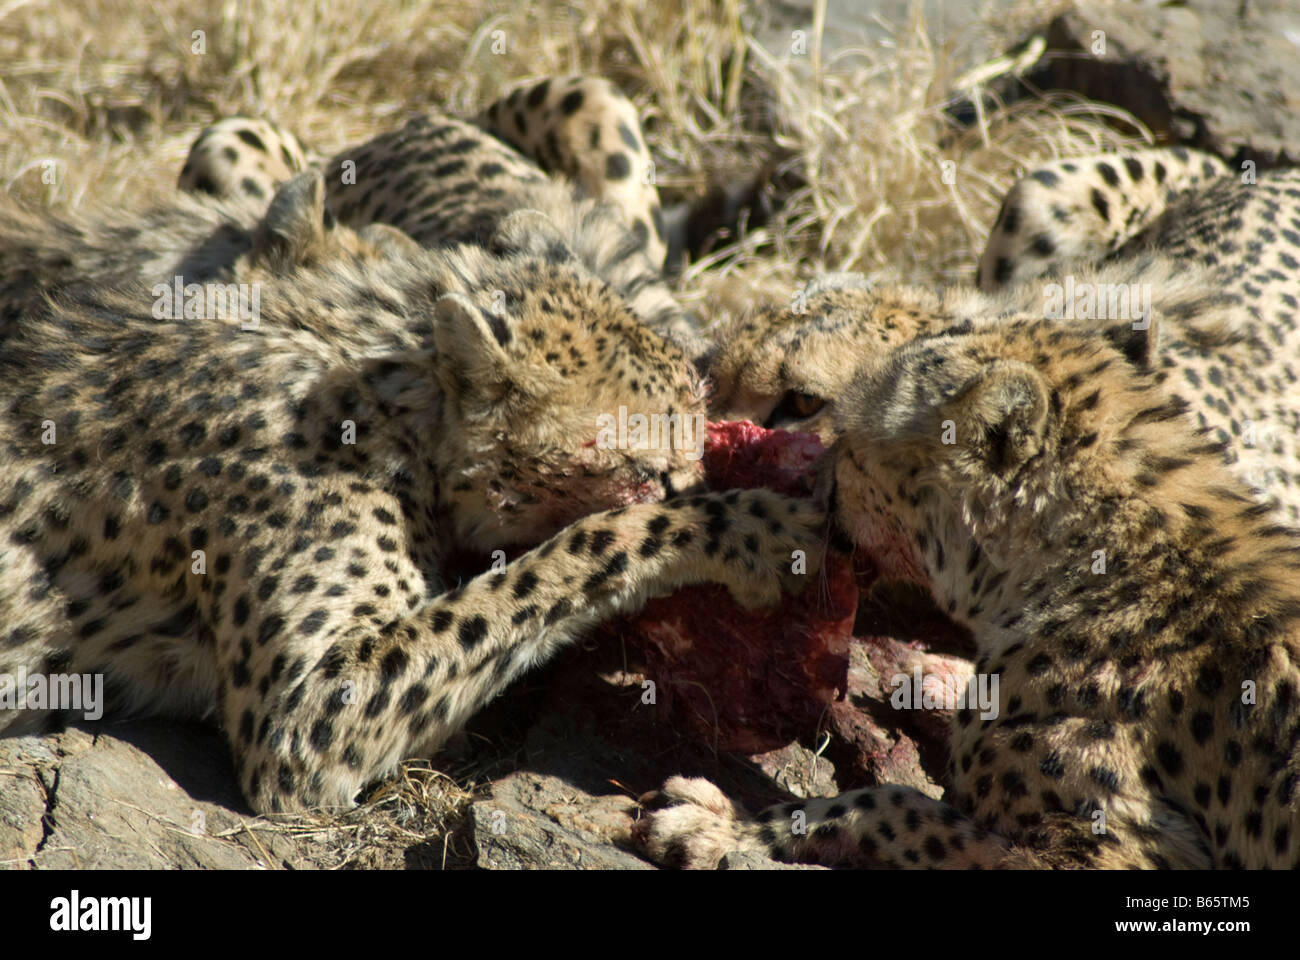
488,209 -> 576,263
434,292 -> 514,389
250,170 -> 332,270
1100,314 -> 1161,371
943,360 -> 1049,474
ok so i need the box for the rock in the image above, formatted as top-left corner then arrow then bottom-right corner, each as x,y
719,849 -> 826,870
0,722 -> 319,869
749,741 -> 841,801
468,772 -> 650,870
1022,0 -> 1300,167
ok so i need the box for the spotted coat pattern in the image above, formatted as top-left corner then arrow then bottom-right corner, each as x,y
640,319 -> 1300,869
0,169 -> 821,814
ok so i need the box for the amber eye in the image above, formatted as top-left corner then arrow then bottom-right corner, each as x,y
765,390 -> 827,427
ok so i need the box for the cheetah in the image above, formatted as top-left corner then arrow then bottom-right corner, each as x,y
976,147 -> 1228,292
175,77 -> 697,350
0,168 -> 823,814
706,154 -> 1300,525
0,172 -> 415,335
708,148 -> 1232,437
177,117 -> 314,208
638,314 -> 1300,869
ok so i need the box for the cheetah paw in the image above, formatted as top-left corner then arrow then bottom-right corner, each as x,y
633,776 -> 758,869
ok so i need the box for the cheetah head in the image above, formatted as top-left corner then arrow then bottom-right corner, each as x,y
825,316 -> 1183,602
706,275 -> 946,442
433,212 -> 709,549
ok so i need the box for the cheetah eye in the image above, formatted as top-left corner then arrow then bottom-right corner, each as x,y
765,390 -> 827,428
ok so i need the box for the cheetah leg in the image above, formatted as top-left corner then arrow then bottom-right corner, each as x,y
636,779 -> 1011,869
225,490 -> 822,814
479,76 -> 667,270
636,778 -> 1187,869
178,118 -> 312,206
977,148 -> 1228,290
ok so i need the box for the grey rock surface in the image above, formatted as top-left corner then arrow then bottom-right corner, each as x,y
468,772 -> 650,870
719,849 -> 827,870
1028,0 -> 1300,166
0,723 -> 321,869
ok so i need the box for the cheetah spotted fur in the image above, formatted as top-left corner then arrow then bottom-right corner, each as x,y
640,314 -> 1300,869
176,77 -> 696,350
0,166 -> 822,814
707,152 -> 1300,524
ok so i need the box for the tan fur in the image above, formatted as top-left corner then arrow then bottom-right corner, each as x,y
707,162 -> 1300,524
174,77 -> 697,351
480,76 -> 667,270
976,147 -> 1228,290
0,170 -> 821,814
178,117 -> 311,203
640,319 -> 1300,869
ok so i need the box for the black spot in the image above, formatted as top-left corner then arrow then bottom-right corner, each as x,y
298,609 -> 328,636
1196,663 -> 1224,695
1156,741 -> 1184,777
526,79 -> 550,108
398,684 -> 427,715
560,90 -> 584,115
309,719 -> 334,752
1040,752 -> 1065,779
236,128 -> 268,153
484,310 -> 511,348
179,421 -> 207,448
257,615 -> 284,646
1001,770 -> 1028,798
380,648 -> 409,685
1090,187 -> 1110,222
1190,710 -> 1214,745
1089,766 -> 1120,791
458,615 -> 489,650
605,152 -> 631,180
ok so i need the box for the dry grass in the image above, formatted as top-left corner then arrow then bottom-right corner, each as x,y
3,0 -> 1150,283
1,0 -> 1157,865
253,762 -> 478,869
